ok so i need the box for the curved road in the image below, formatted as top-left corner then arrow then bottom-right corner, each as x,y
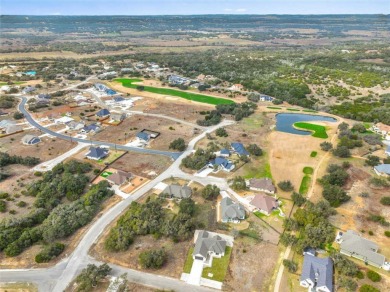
18,97 -> 181,160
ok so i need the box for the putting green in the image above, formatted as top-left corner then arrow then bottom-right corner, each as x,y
294,122 -> 328,138
114,78 -> 235,105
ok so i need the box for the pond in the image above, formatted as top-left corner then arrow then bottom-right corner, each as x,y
276,113 -> 337,136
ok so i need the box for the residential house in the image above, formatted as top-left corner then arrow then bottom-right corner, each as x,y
37,94 -> 51,101
98,71 -> 117,79
55,116 -> 74,124
113,96 -> 125,103
94,83 -> 107,92
372,123 -> 390,140
85,146 -> 109,160
0,119 -> 16,129
120,68 -> 134,73
1,85 -> 10,92
4,124 -> 22,134
250,194 -> 279,215
66,121 -> 85,131
110,112 -> 126,122
300,254 -> 333,292
374,164 -> 390,176
218,148 -> 231,157
168,74 -> 191,85
106,89 -> 116,95
22,86 -> 36,94
260,95 -> 274,102
80,123 -> 101,134
96,109 -> 110,118
192,230 -> 227,266
106,170 -> 132,186
339,230 -> 386,268
208,157 -> 235,172
229,84 -> 243,91
220,197 -> 245,223
247,178 -> 276,194
231,142 -> 249,156
161,184 -> 192,200
21,134 -> 40,145
136,131 -> 151,142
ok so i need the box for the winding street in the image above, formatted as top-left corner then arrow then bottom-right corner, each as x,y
3,97 -> 236,291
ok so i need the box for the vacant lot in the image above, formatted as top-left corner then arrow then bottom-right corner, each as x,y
0,129 -> 76,162
109,152 -> 172,179
115,78 -> 235,105
224,238 -> 279,292
94,115 -> 195,151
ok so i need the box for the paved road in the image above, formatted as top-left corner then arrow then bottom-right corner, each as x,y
18,97 -> 182,160
1,110 -> 235,291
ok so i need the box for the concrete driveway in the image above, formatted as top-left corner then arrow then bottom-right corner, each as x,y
187,259 -> 204,286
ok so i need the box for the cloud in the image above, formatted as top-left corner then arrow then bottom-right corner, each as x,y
224,8 -> 247,13
236,8 -> 247,12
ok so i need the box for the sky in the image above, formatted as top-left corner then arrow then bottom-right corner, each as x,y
1,0 -> 389,15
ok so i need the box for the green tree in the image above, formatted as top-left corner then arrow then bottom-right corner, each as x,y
320,141 -> 333,151
75,264 -> 111,291
359,284 -> 380,292
216,127 -> 228,137
230,176 -> 247,191
169,138 -> 186,151
365,155 -> 380,167
366,270 -> 381,282
283,259 -> 297,273
139,249 -> 167,269
201,184 -> 220,200
380,196 -> 390,206
291,192 -> 306,207
333,146 -> 351,158
277,180 -> 294,192
247,144 -> 263,156
13,111 -> 24,120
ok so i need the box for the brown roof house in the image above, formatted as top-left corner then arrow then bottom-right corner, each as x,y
106,170 -> 132,186
250,193 -> 279,215
247,178 -> 276,194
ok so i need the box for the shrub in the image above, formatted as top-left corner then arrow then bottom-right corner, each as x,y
278,180 -> 294,192
216,127 -> 228,137
291,192 -> 306,207
338,277 -> 358,291
34,171 -> 43,177
359,285 -> 379,292
16,201 -> 27,208
333,146 -> 351,158
35,242 -> 65,263
320,141 -> 333,151
365,155 -> 380,167
139,249 -> 167,269
201,184 -> 220,200
75,264 -> 111,291
366,270 -> 381,282
0,200 -> 7,212
356,270 -> 364,279
283,259 -> 297,273
380,196 -> 390,206
13,111 -> 24,120
384,231 -> 390,237
247,144 -> 263,156
230,176 -> 247,191
169,138 -> 186,151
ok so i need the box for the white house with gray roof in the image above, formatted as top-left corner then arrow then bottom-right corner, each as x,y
161,184 -> 192,200
220,197 -> 245,223
192,230 -> 227,267
339,230 -> 386,268
300,254 -> 333,292
374,164 -> 390,176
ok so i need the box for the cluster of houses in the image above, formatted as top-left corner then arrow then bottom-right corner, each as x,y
94,83 -> 117,95
207,142 -> 250,173
371,123 -> 390,140
98,71 -> 118,80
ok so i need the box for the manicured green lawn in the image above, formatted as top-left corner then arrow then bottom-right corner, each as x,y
303,109 -> 318,113
0,81 -> 25,85
299,175 -> 311,194
202,246 -> 232,282
254,211 -> 266,218
100,171 -> 113,178
287,108 -> 301,111
310,151 -> 318,157
114,78 -> 235,105
294,122 -> 328,138
267,106 -> 282,110
303,167 -> 314,175
183,246 -> 194,274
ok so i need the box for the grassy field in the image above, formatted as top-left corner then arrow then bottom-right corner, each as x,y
287,108 -> 301,112
114,78 -> 235,105
202,246 -> 232,282
303,166 -> 314,175
294,122 -> 328,138
299,175 -> 311,194
267,106 -> 282,110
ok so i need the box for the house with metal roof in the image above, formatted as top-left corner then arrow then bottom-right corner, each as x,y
339,230 -> 386,268
22,86 -> 36,94
66,121 -> 85,131
85,147 -> 109,160
22,134 -> 40,145
220,197 -> 245,223
136,131 -> 151,142
0,119 -> 16,129
110,112 -> 126,122
80,123 -> 101,134
231,142 -> 249,156
161,184 -> 192,200
208,157 -> 235,172
300,254 -> 333,292
374,164 -> 390,176
192,230 -> 227,266
38,94 -> 51,100
247,178 -> 276,194
218,148 -> 231,157
96,109 -> 110,118
250,193 -> 279,215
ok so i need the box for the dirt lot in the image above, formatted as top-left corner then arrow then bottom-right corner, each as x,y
224,238 -> 279,292
32,103 -> 101,121
0,129 -> 76,161
94,115 -> 196,151
109,152 -> 172,179
0,195 -> 121,269
0,283 -> 38,292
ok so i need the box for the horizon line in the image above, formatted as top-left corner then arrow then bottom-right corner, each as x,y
1,13 -> 389,16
